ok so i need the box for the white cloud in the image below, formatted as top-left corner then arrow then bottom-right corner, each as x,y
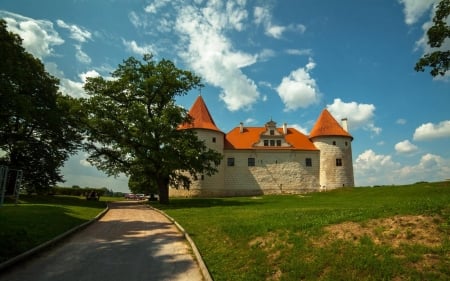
145,0 -> 171,14
75,44 -> 91,64
327,98 -> 381,135
56,19 -> 92,42
396,118 -> 407,125
395,154 -> 450,182
80,70 -> 101,82
398,0 -> 437,25
253,6 -> 305,39
413,120 -> 450,140
285,48 -> 312,56
276,59 -> 321,111
175,2 -> 260,111
291,124 -> 308,135
354,149 -> 401,186
1,11 -> 64,59
354,149 -> 450,186
258,48 -> 276,61
395,140 -> 418,154
122,39 -> 157,56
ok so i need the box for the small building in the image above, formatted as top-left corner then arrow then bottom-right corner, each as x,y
172,95 -> 354,197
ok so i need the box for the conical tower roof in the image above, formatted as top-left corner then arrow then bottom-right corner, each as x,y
309,109 -> 353,139
179,95 -> 222,133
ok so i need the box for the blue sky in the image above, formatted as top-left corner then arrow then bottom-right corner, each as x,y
1,0 -> 449,192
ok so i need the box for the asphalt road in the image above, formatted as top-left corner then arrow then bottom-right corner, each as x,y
0,201 -> 203,281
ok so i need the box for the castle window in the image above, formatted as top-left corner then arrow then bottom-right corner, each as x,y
227,157 -> 235,166
201,174 -> 205,180
333,141 -> 336,145
270,130 -> 275,135
345,141 -> 348,146
212,137 -> 216,143
264,140 -> 269,146
336,158 -> 342,166
305,158 -> 312,167
248,157 -> 255,167
276,140 -> 282,146
270,140 -> 275,146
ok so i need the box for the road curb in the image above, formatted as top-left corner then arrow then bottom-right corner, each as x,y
0,205 -> 110,272
149,206 -> 213,281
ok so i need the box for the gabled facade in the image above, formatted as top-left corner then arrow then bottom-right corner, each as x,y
171,96 -> 354,197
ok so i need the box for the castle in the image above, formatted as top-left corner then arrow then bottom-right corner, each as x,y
171,95 -> 354,197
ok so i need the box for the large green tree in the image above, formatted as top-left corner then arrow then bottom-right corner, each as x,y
82,55 -> 222,204
0,19 -> 83,194
415,0 -> 450,77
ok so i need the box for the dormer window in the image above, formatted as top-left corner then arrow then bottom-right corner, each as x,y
270,130 -> 275,135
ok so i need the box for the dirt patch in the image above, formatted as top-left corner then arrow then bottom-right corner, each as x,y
248,232 -> 292,281
321,215 -> 444,248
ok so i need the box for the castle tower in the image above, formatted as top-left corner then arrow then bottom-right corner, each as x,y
176,95 -> 225,196
309,109 -> 354,189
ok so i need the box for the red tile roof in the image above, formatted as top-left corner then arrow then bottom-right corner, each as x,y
225,127 -> 318,150
179,95 -> 222,132
309,109 -> 353,139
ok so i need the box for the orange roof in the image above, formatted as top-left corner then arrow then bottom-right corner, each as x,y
179,96 -> 222,132
309,109 -> 353,139
225,127 -> 318,150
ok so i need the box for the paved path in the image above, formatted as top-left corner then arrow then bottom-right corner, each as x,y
0,201 -> 204,281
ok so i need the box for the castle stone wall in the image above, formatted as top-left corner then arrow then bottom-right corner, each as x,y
312,136 -> 354,189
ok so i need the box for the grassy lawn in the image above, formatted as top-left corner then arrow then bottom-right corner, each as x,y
0,195 -> 111,263
154,182 -> 450,281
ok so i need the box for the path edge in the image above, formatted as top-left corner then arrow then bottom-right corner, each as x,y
149,206 -> 213,281
0,204 -> 110,272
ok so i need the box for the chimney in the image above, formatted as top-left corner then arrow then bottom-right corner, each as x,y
239,122 -> 244,133
283,123 -> 288,135
341,118 -> 348,132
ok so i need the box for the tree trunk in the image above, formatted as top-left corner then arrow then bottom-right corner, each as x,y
157,177 -> 170,204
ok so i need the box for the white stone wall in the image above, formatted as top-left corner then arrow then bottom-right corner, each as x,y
222,150 -> 320,195
312,136 -> 354,189
170,129 -> 225,197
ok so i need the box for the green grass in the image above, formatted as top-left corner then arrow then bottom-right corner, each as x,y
0,195 -> 109,263
153,182 -> 450,281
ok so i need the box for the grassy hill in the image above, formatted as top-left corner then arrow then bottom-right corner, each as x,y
156,181 -> 450,281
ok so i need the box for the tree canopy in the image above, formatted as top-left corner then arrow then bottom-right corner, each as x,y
82,55 -> 222,204
415,0 -> 450,77
0,19 -> 83,194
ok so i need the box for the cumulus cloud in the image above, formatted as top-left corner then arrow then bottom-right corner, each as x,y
395,140 -> 418,154
413,120 -> 450,140
175,1 -> 260,111
56,19 -> 92,42
354,149 -> 450,186
253,6 -> 305,39
395,153 -> 450,182
1,11 -> 64,59
354,149 -> 401,185
276,59 -> 320,111
327,98 -> 381,135
122,39 -> 157,56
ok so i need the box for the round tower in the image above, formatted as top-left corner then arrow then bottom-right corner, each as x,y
309,110 -> 354,190
176,95 -> 225,196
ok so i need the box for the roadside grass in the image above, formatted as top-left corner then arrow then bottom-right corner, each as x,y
154,182 -> 450,281
0,195 -> 111,263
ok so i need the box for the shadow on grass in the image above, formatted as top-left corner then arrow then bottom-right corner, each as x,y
151,197 -> 267,210
0,202 -> 200,281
